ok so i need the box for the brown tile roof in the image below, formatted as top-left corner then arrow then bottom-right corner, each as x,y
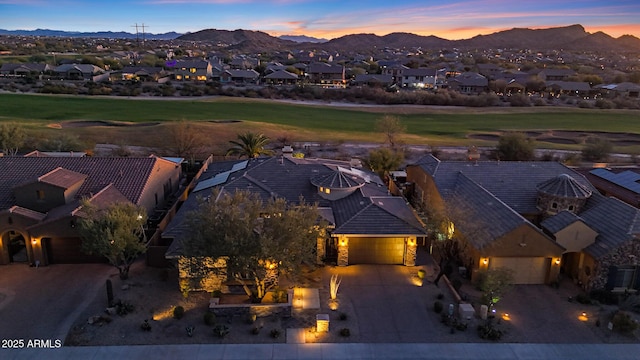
0,157 -> 159,209
37,167 -> 87,189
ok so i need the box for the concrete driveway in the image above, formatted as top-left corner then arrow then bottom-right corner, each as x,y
322,247 -> 627,344
0,263 -> 114,342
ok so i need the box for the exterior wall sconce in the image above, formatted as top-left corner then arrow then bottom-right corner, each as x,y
482,258 -> 489,265
555,258 -> 561,265
407,238 -> 416,246
31,238 -> 37,245
339,238 -> 348,247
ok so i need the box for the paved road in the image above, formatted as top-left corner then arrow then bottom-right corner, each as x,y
0,263 -> 114,343
3,343 -> 640,359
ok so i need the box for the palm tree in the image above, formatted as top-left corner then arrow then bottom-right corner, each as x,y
226,132 -> 274,159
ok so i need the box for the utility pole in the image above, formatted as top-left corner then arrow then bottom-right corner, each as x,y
140,23 -> 148,47
131,23 -> 140,48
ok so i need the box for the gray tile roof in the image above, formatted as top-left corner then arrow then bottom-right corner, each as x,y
414,156 -> 640,259
540,211 -> 582,234
418,159 -> 595,214
580,194 -> 640,259
445,173 -> 530,250
164,156 -> 426,257
537,174 -> 592,199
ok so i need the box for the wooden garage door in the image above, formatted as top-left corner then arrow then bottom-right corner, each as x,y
348,237 -> 405,264
490,257 -> 549,284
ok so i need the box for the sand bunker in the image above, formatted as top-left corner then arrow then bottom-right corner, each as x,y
468,130 -> 640,147
50,120 -> 160,128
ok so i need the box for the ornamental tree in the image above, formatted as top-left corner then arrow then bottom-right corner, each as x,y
77,200 -> 148,280
183,189 -> 325,302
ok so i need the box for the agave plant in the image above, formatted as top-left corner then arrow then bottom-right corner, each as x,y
330,274 -> 341,300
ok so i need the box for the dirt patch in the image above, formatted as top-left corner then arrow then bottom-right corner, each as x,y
209,120 -> 242,124
537,137 -> 580,145
53,120 -> 160,128
468,130 -> 640,148
467,133 -> 500,141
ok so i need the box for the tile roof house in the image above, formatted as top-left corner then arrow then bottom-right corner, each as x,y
0,63 -> 53,77
306,62 -> 345,87
164,156 -> 426,290
447,72 -> 489,94
0,156 -> 182,266
171,59 -> 212,81
263,69 -> 299,85
53,64 -> 105,81
407,155 -> 640,291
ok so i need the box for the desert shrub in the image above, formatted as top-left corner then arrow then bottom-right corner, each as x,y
270,329 -> 281,338
339,312 -> 348,321
589,289 -> 618,305
251,326 -> 260,335
452,278 -> 463,292
173,305 -> 185,319
339,328 -> 351,337
114,300 -> 134,316
575,293 -> 592,305
477,322 -> 503,341
203,312 -> 216,326
508,94 -> 531,107
140,319 -> 152,331
582,137 -> 613,162
611,311 -> 639,334
434,301 -> 444,313
213,324 -> 230,338
595,99 -> 614,109
578,100 -> 592,108
532,97 -> 547,106
436,293 -> 445,300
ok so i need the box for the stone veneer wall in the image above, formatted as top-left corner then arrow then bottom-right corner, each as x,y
537,192 -> 587,216
589,238 -> 640,290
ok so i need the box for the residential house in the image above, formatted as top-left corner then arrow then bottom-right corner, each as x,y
476,63 -> 503,80
381,64 -> 409,84
545,81 -> 592,97
406,155 -> 640,291
171,59 -> 212,81
538,68 -> 576,82
596,83 -> 640,98
447,72 -> 488,94
352,74 -> 394,87
0,63 -> 53,77
119,66 -> 167,82
53,64 -> 105,81
220,69 -> 260,85
400,68 -> 437,89
0,156 -> 182,266
164,156 -> 427,291
263,69 -> 299,85
306,62 -> 345,87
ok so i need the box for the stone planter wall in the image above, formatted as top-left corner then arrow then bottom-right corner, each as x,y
209,289 -> 293,318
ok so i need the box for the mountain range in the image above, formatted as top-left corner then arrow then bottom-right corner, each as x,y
177,24 -> 640,53
1,25 -> 639,53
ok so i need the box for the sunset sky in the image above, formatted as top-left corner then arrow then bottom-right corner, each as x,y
1,0 -> 639,40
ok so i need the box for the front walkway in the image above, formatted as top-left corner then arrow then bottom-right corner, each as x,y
4,343 -> 640,359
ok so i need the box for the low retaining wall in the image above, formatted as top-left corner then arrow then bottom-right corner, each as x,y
209,289 -> 293,318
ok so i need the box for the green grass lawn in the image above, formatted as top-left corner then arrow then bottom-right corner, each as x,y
1,93 -> 639,147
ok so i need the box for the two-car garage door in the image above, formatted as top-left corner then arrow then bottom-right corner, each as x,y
490,257 -> 550,284
348,237 -> 405,265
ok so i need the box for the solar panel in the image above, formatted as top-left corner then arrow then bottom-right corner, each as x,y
231,160 -> 248,172
590,168 -> 640,194
193,170 -> 230,192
